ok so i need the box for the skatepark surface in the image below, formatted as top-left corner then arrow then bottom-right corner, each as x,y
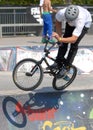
0,34 -> 93,130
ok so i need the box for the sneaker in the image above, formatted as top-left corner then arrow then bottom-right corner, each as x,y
41,37 -> 47,43
63,75 -> 70,81
57,66 -> 70,78
46,62 -> 58,70
49,39 -> 55,44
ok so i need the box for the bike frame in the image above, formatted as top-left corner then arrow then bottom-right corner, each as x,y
37,42 -> 57,76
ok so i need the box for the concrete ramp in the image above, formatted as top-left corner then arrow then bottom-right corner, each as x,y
1,90 -> 93,130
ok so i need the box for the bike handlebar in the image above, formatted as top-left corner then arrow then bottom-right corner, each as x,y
44,40 -> 62,53
44,41 -> 57,53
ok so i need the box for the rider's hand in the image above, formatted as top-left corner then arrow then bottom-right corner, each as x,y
52,32 -> 61,41
52,32 -> 59,39
52,32 -> 63,46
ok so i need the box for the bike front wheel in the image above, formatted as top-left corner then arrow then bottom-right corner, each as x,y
3,96 -> 27,128
52,65 -> 77,90
13,58 -> 43,91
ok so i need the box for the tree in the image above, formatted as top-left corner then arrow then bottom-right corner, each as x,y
0,0 -> 93,5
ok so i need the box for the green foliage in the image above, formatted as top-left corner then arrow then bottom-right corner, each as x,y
72,0 -> 93,5
0,0 -> 93,5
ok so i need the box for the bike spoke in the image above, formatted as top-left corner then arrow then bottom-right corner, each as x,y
13,59 -> 43,91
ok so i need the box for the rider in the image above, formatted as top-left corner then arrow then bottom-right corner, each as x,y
39,0 -> 57,43
51,5 -> 92,77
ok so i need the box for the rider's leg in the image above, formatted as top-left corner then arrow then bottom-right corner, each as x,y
56,26 -> 88,78
56,22 -> 75,68
55,43 -> 68,68
66,26 -> 89,65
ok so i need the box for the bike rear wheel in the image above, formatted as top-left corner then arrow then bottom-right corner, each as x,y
13,58 -> 43,91
52,65 -> 77,90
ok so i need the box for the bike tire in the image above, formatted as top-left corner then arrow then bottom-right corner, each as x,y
13,58 -> 43,91
52,65 -> 77,90
2,96 -> 27,128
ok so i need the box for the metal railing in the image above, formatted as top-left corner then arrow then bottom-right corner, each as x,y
0,6 -> 27,24
0,6 -> 43,37
0,6 -> 93,37
0,23 -> 43,37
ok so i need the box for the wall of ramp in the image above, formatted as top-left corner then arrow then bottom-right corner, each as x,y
0,46 -> 93,74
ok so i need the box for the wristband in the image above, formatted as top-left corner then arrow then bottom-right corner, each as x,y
59,37 -> 62,42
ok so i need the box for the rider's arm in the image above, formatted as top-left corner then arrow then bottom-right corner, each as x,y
55,20 -> 62,36
53,32 -> 78,43
55,19 -> 78,43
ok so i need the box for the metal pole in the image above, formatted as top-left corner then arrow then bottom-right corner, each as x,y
0,25 -> 2,38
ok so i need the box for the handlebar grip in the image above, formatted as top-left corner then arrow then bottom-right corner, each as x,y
56,41 -> 62,45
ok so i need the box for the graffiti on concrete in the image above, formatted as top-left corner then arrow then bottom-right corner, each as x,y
41,120 -> 86,130
2,90 -> 93,129
0,46 -> 93,74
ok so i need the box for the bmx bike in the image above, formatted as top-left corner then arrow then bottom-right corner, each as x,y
12,40 -> 77,91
